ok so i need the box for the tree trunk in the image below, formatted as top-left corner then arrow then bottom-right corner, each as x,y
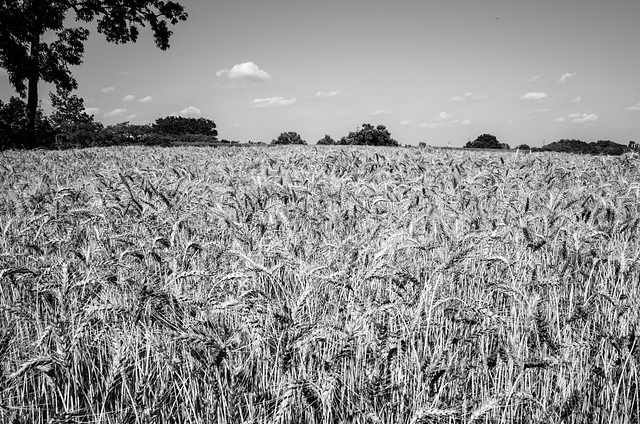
26,24 -> 41,146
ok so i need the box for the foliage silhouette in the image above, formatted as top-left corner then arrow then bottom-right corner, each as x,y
0,0 -> 187,140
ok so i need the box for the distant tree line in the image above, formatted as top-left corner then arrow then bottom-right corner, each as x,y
0,93 -> 230,150
2,97 -> 634,155
535,139 -> 631,156
460,134 -> 632,156
270,124 -> 399,147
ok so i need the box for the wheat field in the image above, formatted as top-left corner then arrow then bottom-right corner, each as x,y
0,146 -> 639,423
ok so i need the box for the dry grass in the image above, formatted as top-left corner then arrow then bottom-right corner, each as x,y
0,145 -> 639,423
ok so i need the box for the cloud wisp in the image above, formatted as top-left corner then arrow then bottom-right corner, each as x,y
449,92 -> 486,101
84,108 -> 102,116
371,110 -> 393,116
527,108 -> 550,114
559,72 -> 577,83
122,94 -> 136,102
520,92 -> 548,100
554,112 -> 598,124
420,111 -> 471,129
138,96 -> 154,103
179,106 -> 202,116
251,97 -> 296,108
315,91 -> 339,98
104,108 -> 127,117
101,86 -> 115,93
624,102 -> 640,111
217,62 -> 272,82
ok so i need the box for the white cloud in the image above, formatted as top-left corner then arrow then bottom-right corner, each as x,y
436,111 -> 454,120
122,94 -> 136,102
126,114 -> 137,120
84,108 -> 102,116
251,97 -> 296,108
399,120 -> 411,126
570,113 -> 598,124
104,108 -> 127,117
520,92 -> 548,100
101,86 -> 115,93
217,62 -> 272,82
118,71 -> 129,76
179,106 -> 202,115
372,109 -> 393,116
559,72 -> 577,83
138,96 -> 154,103
420,112 -> 469,129
449,92 -> 486,101
315,91 -> 339,98
528,75 -> 540,82
570,95 -> 583,103
554,113 -> 598,124
624,102 -> 640,111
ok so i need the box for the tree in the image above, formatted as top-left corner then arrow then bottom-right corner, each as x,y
317,134 -> 335,145
339,124 -> 399,146
0,0 -> 188,141
49,88 -> 94,127
464,133 -> 508,149
272,131 -> 306,145
153,116 -> 218,138
49,88 -> 104,146
515,143 -> 531,150
0,96 -> 51,149
539,139 -> 629,156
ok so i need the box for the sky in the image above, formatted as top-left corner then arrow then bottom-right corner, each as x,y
2,0 -> 640,147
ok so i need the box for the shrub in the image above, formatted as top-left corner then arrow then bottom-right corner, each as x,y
339,124 -> 399,146
272,132 -> 306,145
317,134 -> 335,145
153,116 -> 218,138
0,97 -> 53,149
464,134 -> 508,149
541,139 -> 629,156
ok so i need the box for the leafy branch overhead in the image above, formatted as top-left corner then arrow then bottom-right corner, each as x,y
0,0 -> 188,137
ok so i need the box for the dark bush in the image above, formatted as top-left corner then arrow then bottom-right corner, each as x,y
338,124 -> 398,146
540,139 -> 629,155
153,116 -> 218,138
0,97 -> 53,149
272,132 -> 306,145
464,134 -> 508,149
317,134 -> 335,145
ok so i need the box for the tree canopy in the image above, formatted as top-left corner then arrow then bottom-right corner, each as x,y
272,132 -> 306,145
464,134 -> 509,149
0,97 -> 51,149
153,116 -> 218,137
49,88 -> 96,128
0,0 -> 187,140
539,139 -> 629,156
339,124 -> 398,146
317,134 -> 335,145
